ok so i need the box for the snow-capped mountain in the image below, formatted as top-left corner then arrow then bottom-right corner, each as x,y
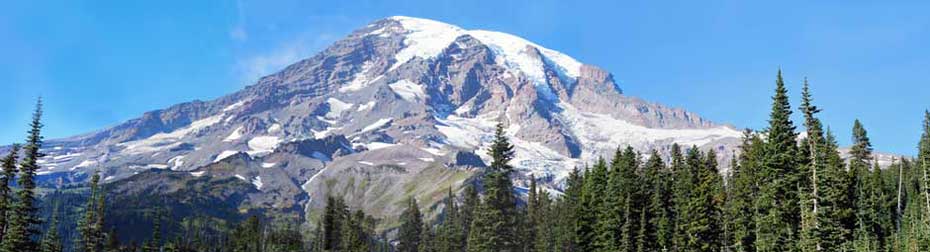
28,16 -> 744,219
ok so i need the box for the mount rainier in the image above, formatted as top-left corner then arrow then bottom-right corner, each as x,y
23,16 -> 745,224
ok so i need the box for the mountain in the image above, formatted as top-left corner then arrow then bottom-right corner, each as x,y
27,16 -> 744,228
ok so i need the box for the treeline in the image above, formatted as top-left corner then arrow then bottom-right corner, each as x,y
3,71 -> 930,252
386,71 -> 930,252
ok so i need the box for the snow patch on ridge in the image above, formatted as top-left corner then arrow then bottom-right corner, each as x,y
224,126 -> 244,142
326,98 -> 353,118
247,136 -> 281,156
120,114 -> 225,154
388,80 -> 426,102
359,118 -> 393,134
214,150 -> 240,162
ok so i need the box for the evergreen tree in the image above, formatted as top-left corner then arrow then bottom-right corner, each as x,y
0,144 -> 19,243
466,201 -> 497,252
1,98 -> 44,252
524,175 -> 539,252
850,119 -> 876,251
40,201 -> 63,252
558,167 -> 583,252
467,122 -> 518,251
419,220 -> 437,252
728,131 -> 763,252
590,157 -> 613,251
819,129 -> 855,251
754,70 -> 801,252
670,144 -> 690,251
648,149 -> 675,251
682,148 -> 722,252
640,150 -> 665,252
398,197 -> 423,252
78,171 -> 103,252
322,196 -> 344,251
534,188 -> 554,252
436,188 -> 464,252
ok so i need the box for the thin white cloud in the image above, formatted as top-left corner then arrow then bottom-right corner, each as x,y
229,26 -> 248,42
229,0 -> 248,42
236,33 -> 336,85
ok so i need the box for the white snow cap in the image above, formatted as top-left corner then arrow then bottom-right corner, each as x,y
383,16 -> 583,88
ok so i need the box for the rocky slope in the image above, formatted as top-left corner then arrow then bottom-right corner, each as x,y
27,16 -> 747,226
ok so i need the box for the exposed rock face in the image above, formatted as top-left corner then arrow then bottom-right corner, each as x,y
27,16 -> 748,225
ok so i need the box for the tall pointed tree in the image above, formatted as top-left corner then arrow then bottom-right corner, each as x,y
754,70 -> 801,251
849,119 -> 876,250
468,122 -> 518,251
1,98 -> 45,252
0,144 -> 20,243
728,130 -> 763,252
40,201 -> 63,252
398,197 -> 423,252
78,171 -> 103,252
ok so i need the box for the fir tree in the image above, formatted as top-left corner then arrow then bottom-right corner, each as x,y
728,130 -> 762,252
525,175 -> 539,252
40,201 -> 63,252
398,197 -> 423,252
1,98 -> 44,252
640,150 -> 664,252
78,171 -> 103,252
754,70 -> 800,252
682,148 -> 722,252
468,122 -> 518,251
0,144 -> 19,243
591,157 -> 614,251
534,188 -> 554,252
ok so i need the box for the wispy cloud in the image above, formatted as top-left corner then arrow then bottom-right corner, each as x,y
236,33 -> 337,85
229,0 -> 248,42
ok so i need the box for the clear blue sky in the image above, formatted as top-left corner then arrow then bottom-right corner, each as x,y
1,1 -> 928,155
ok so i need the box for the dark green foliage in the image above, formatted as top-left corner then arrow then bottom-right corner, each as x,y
398,197 -> 423,252
40,202 -> 63,252
755,70 -> 801,252
467,123 -> 518,251
0,144 -> 20,243
1,99 -> 44,252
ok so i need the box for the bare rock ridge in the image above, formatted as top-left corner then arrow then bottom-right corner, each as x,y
28,16 -> 746,223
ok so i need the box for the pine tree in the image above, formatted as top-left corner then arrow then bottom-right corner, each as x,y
467,122 -> 518,251
617,147 -> 641,252
670,144 -> 690,251
78,171 -> 103,252
591,157 -> 614,251
850,119 -> 876,251
398,197 -> 423,252
559,167 -> 583,251
466,201 -> 497,252
799,78 -> 852,251
0,144 -> 19,243
40,201 -> 63,252
1,98 -> 44,252
754,70 -> 801,252
640,150 -> 665,252
419,220 -> 437,252
525,175 -> 539,252
648,149 -> 675,251
322,196 -> 344,251
728,130 -> 762,252
460,184 -> 478,243
534,189 -> 554,252
682,148 -> 722,252
437,188 -> 464,252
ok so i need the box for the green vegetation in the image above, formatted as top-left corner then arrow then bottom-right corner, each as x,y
3,71 -> 930,251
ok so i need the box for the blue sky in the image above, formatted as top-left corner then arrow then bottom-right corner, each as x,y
1,0 -> 928,155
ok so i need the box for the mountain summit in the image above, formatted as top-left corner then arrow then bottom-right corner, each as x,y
31,16 -> 742,219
